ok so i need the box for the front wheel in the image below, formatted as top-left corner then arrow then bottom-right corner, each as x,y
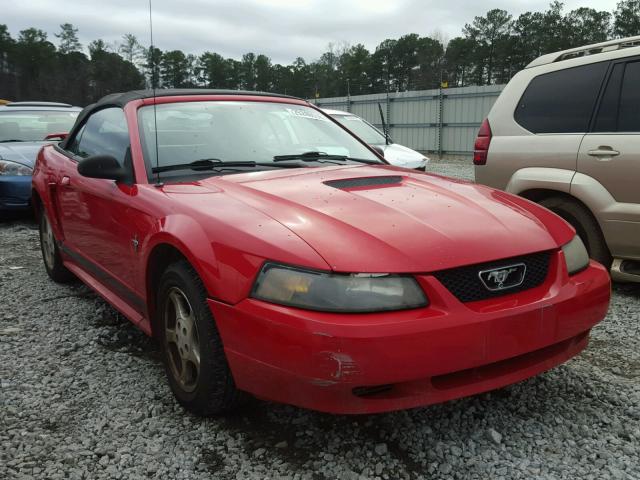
157,260 -> 244,415
39,210 -> 74,283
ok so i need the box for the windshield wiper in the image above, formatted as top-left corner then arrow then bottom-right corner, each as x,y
151,158 -> 303,174
273,151 -> 381,164
0,139 -> 25,143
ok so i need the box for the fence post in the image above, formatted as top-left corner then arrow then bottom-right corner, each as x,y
437,77 -> 444,156
386,79 -> 391,140
346,79 -> 352,113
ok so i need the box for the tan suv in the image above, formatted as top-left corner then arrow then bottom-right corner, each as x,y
475,36 -> 640,282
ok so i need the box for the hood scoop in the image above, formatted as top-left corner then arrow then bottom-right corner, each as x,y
324,175 -> 403,190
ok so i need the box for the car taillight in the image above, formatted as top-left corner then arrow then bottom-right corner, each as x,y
473,119 -> 492,165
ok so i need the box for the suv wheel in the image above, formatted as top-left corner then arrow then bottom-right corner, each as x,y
157,260 -> 244,415
539,197 -> 612,270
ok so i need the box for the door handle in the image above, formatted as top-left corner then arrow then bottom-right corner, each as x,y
60,175 -> 71,186
587,147 -> 620,158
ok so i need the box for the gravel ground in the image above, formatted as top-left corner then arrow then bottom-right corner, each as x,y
424,161 -> 475,182
1,163 -> 639,480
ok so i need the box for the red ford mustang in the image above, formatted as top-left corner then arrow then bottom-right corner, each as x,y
32,90 -> 610,415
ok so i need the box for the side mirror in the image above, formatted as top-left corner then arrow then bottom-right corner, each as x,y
77,155 -> 129,182
44,132 -> 68,141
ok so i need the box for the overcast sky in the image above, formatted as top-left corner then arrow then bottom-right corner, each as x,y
4,0 -> 619,64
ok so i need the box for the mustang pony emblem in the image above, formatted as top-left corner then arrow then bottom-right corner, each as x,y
487,267 -> 518,287
478,263 -> 527,291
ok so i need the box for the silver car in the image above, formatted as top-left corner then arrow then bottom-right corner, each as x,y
323,109 -> 429,170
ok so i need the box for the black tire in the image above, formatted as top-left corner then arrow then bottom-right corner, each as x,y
157,260 -> 244,416
39,210 -> 75,283
539,196 -> 612,269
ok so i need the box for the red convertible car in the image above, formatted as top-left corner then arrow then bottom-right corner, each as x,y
32,90 -> 610,415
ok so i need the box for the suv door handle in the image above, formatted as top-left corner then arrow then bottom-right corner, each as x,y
588,147 -> 620,158
60,176 -> 71,186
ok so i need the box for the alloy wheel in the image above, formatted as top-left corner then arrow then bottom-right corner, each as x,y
41,213 -> 56,269
163,287 -> 201,393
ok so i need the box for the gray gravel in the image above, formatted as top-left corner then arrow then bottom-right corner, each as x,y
424,159 -> 476,182
2,162 -> 640,479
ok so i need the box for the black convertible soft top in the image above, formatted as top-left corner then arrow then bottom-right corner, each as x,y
91,89 -> 298,108
61,89 -> 303,149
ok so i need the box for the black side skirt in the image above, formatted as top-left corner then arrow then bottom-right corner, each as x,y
60,243 -> 146,313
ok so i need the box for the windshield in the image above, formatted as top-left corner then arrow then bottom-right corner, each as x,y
138,101 -> 381,179
332,114 -> 386,145
0,110 -> 79,142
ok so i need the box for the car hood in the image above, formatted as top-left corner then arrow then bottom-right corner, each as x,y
0,142 -> 45,168
191,166 -> 573,273
377,143 -> 427,169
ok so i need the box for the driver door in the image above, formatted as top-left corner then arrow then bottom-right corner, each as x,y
56,107 -> 144,307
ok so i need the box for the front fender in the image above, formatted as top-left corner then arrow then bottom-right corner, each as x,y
142,214 -> 234,302
142,209 -> 327,305
31,147 -> 65,240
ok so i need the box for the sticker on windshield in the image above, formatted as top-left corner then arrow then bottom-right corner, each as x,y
285,108 -> 329,121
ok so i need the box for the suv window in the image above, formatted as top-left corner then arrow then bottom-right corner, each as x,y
514,62 -> 608,134
593,63 -> 624,132
593,60 -> 640,133
619,61 -> 640,132
70,107 -> 130,166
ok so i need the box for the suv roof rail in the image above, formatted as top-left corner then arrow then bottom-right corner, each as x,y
5,101 -> 74,108
526,35 -> 640,68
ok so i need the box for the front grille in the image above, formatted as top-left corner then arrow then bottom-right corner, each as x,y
433,251 -> 552,302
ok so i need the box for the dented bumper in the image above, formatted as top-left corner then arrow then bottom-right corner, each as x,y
208,257 -> 610,414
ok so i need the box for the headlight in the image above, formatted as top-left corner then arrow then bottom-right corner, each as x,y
0,160 -> 33,176
562,235 -> 589,275
251,263 -> 428,312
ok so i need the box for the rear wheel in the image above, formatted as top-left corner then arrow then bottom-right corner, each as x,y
39,210 -> 74,283
539,196 -> 612,269
157,260 -> 244,415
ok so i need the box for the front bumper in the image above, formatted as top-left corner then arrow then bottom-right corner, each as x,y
209,254 -> 610,414
0,175 -> 32,211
